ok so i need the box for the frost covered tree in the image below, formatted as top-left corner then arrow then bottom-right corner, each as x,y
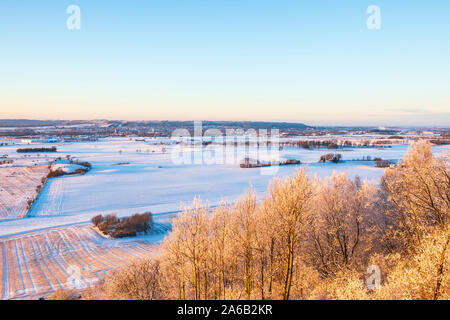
208,202 -> 233,299
307,173 -> 377,276
162,198 -> 210,300
382,140 -> 449,247
382,140 -> 449,299
106,258 -> 162,300
261,169 -> 313,300
228,189 -> 259,299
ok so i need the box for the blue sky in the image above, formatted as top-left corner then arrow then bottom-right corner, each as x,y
1,0 -> 449,126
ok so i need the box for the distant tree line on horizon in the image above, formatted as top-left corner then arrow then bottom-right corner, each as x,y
180,138 -> 412,150
17,146 -> 57,153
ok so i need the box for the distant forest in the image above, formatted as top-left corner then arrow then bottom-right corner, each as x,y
0,119 -> 92,127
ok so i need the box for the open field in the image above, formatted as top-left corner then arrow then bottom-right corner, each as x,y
0,165 -> 49,220
0,225 -> 159,300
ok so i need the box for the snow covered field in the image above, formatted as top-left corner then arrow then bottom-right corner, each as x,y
0,137 -> 448,299
1,137 -> 449,235
0,165 -> 48,220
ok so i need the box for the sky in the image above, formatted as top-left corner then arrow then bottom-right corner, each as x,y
0,0 -> 449,126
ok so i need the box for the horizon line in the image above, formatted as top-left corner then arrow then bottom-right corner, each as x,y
0,118 -> 449,129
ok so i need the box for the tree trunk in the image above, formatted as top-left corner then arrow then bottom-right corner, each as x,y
434,231 -> 450,300
283,232 -> 295,300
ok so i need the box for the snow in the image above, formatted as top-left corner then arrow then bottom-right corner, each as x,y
0,136 -> 448,299
0,225 -> 158,299
0,165 -> 48,221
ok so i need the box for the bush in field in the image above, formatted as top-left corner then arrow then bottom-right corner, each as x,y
70,160 -> 92,168
114,220 -> 137,238
131,212 -> 153,233
374,158 -> 393,168
319,153 -> 342,163
95,213 -> 153,238
47,161 -> 91,179
98,215 -> 120,235
69,167 -> 88,175
91,215 -> 104,227
47,168 -> 66,178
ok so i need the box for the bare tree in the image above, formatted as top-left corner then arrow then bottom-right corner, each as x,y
262,169 -> 313,300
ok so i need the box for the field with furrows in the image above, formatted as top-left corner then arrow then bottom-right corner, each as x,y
0,226 -> 157,300
0,165 -> 49,220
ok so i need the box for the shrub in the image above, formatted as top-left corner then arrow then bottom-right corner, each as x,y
71,161 -> 92,168
98,215 -> 120,235
91,215 -> 104,227
17,146 -> 57,153
48,289 -> 81,300
95,213 -> 153,238
374,158 -> 393,168
69,168 -> 88,175
88,258 -> 162,300
319,153 -> 342,163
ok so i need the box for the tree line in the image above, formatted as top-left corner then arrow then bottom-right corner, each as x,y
92,212 -> 153,239
16,146 -> 57,153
